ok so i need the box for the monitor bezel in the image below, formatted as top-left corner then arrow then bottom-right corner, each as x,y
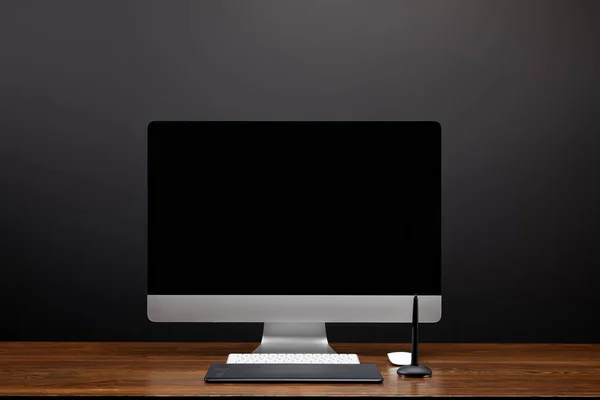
146,121 -> 442,324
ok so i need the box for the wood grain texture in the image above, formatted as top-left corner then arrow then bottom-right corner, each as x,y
1,342 -> 599,397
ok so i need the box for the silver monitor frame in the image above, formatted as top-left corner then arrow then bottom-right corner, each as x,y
148,295 -> 441,353
147,121 -> 442,353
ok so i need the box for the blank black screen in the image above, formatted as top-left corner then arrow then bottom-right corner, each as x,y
148,121 -> 441,295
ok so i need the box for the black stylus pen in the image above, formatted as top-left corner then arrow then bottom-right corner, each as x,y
411,295 -> 419,366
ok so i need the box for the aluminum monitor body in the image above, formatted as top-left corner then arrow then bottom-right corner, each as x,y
146,121 -> 442,350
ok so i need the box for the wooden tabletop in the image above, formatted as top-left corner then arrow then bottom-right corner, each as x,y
1,342 -> 599,397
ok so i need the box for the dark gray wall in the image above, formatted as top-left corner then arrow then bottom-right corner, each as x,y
1,0 -> 599,343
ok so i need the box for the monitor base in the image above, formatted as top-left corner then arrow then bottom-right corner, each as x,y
252,323 -> 336,354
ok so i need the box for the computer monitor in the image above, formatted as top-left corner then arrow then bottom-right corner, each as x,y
147,121 -> 442,353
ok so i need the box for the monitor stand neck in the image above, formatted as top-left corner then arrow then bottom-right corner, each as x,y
252,323 -> 336,354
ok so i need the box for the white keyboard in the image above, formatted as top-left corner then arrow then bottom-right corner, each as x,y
227,353 -> 360,364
